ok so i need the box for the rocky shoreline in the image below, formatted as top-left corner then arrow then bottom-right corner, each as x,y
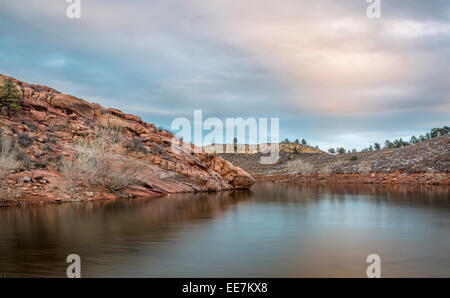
256,172 -> 450,185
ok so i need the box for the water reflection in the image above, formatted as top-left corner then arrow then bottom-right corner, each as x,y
0,183 -> 449,277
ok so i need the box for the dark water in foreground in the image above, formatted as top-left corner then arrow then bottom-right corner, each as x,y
0,182 -> 449,277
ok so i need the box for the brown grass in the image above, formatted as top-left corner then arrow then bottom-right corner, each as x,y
0,132 -> 22,201
60,125 -> 140,198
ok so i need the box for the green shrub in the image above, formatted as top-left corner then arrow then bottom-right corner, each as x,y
0,77 -> 21,112
349,155 -> 358,161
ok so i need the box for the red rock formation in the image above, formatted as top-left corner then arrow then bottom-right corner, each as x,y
0,74 -> 255,206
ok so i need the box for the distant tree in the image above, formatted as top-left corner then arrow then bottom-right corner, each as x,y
0,77 -> 21,113
430,127 -> 450,138
347,149 -> 351,154
301,139 -> 307,145
315,145 -> 319,149
441,126 -> 450,135
337,147 -> 346,154
361,148 -> 369,152
294,139 -> 299,144
369,145 -> 373,151
374,143 -> 381,150
233,137 -> 238,153
328,148 -> 336,154
393,139 -> 401,148
283,138 -> 290,144
430,128 -> 439,138
425,133 -> 430,140
384,140 -> 394,148
419,135 -> 425,142
352,148 -> 357,153
409,136 -> 419,145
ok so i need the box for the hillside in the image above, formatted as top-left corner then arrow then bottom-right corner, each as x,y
0,74 -> 255,206
203,142 -> 324,154
218,135 -> 450,185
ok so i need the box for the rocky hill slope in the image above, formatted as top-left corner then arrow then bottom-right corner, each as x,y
204,142 -> 323,154
0,74 -> 255,206
218,135 -> 450,185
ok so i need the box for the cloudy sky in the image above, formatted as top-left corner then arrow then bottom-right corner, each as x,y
1,0 -> 449,150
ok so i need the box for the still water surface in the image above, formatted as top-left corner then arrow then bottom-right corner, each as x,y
0,182 -> 449,277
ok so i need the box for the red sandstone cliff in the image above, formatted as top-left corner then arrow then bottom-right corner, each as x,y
0,74 -> 255,206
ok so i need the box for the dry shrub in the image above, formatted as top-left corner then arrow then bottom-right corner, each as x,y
94,123 -> 124,147
126,138 -> 149,154
61,125 -> 140,197
0,132 -> 22,180
285,158 -> 315,174
0,132 -> 22,201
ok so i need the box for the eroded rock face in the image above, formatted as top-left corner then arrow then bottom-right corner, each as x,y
0,74 -> 255,205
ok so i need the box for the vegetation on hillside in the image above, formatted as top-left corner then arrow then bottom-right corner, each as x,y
0,131 -> 22,200
60,125 -> 142,198
0,77 -> 21,113
328,126 -> 449,154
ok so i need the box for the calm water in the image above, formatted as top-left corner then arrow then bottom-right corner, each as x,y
0,182 -> 449,277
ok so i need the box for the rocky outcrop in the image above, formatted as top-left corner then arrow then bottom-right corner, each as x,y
0,74 -> 255,206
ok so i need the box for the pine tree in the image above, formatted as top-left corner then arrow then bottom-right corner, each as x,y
337,147 -> 346,154
409,136 -> 418,145
0,77 -> 21,113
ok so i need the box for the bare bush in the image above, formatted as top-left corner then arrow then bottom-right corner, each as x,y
0,132 -> 22,201
61,125 -> 140,197
0,132 -> 22,179
93,124 -> 124,149
17,133 -> 34,148
126,138 -> 149,154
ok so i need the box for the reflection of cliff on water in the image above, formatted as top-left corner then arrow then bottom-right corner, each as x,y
0,189 -> 254,276
0,182 -> 449,277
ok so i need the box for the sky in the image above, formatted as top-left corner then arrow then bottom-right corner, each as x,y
0,0 -> 449,150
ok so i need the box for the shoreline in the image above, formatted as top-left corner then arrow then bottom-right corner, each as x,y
255,172 -> 450,185
2,171 -> 448,208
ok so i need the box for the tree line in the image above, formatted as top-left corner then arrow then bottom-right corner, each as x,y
327,126 -> 450,154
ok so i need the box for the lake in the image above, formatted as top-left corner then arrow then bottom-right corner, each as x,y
0,182 -> 449,277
